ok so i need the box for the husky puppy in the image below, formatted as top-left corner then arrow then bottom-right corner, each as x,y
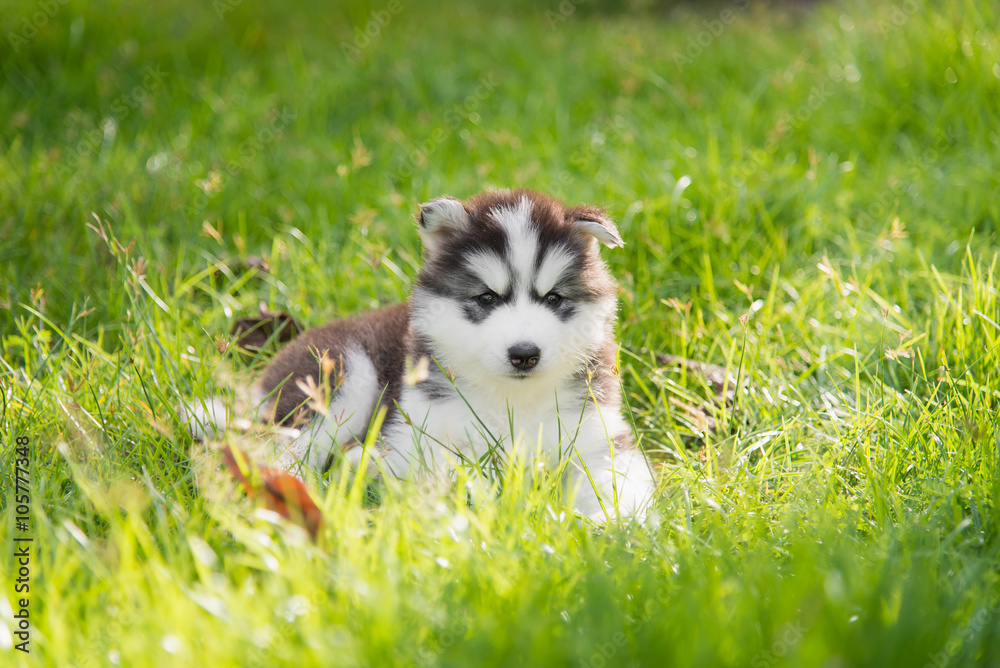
218,189 -> 655,521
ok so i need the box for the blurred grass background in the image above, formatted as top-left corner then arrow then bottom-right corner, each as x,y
2,0 -> 1000,666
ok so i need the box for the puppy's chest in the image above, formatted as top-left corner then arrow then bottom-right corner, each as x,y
392,384 -> 587,454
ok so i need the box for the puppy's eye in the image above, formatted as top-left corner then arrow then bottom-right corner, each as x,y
476,291 -> 497,306
545,292 -> 563,306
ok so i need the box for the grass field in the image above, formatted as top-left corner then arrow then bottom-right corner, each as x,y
3,0 -> 1000,665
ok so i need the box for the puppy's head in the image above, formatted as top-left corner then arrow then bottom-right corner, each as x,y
411,189 -> 622,394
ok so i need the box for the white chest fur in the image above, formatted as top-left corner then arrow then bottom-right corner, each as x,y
366,378 -> 652,522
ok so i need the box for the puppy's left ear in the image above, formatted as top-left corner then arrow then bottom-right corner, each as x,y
566,206 -> 624,248
416,196 -> 470,254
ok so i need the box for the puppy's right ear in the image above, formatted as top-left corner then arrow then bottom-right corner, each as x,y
566,205 -> 624,249
417,196 -> 469,254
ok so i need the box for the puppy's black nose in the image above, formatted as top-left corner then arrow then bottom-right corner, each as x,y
508,343 -> 541,370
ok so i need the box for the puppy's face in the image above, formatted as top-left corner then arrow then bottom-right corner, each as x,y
410,190 -> 622,394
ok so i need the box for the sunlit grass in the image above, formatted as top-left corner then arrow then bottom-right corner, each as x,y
2,0 -> 1000,665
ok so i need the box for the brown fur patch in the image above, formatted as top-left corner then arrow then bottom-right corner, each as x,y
256,303 -> 410,427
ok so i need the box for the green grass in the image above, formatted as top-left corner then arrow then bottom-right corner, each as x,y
3,0 -> 1000,665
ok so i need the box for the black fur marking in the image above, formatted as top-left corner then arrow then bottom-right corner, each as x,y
417,370 -> 455,401
461,289 -> 513,324
557,302 -> 578,323
412,333 -> 443,365
528,291 -> 578,323
477,191 -> 612,305
420,190 -> 617,311
409,334 -> 457,400
461,301 -> 490,325
419,213 -> 510,298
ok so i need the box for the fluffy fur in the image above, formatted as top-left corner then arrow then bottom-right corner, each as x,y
195,189 -> 656,522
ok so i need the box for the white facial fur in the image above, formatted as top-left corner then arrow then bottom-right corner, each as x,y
413,290 -> 610,396
410,196 -> 616,402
